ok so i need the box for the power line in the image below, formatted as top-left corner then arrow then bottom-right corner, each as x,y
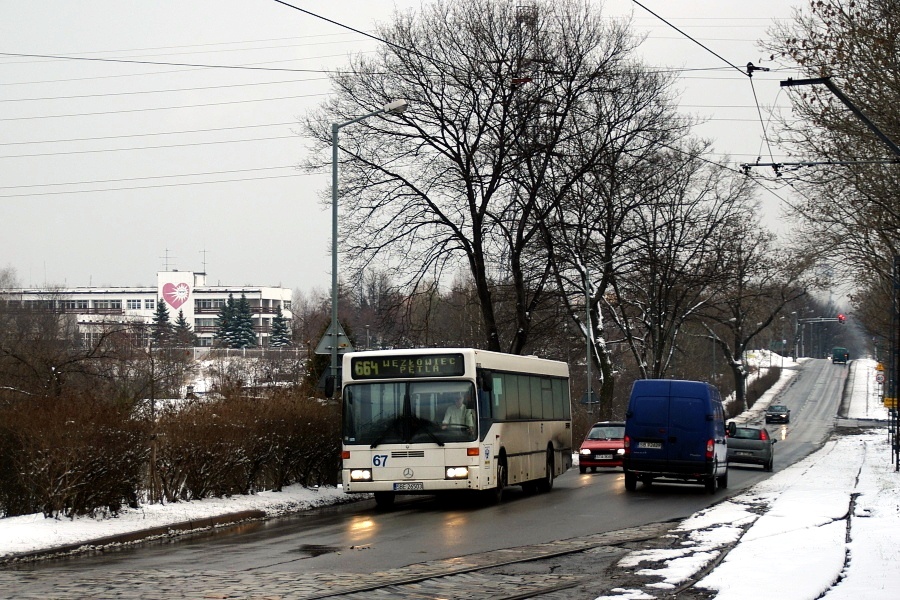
0,135 -> 298,159
0,51 -> 347,74
0,91 -> 329,122
0,165 -> 303,190
628,0 -> 748,77
0,173 -> 308,199
0,122 -> 296,146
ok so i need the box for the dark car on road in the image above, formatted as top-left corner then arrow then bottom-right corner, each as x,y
578,421 -> 625,473
765,404 -> 791,424
726,424 -> 776,471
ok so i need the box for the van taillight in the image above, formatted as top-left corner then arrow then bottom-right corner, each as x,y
705,439 -> 714,460
623,434 -> 631,456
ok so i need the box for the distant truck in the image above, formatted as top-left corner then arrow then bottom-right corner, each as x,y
832,347 -> 849,364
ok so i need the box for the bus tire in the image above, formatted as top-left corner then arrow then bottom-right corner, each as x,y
374,492 -> 395,509
536,448 -> 554,492
487,461 -> 507,504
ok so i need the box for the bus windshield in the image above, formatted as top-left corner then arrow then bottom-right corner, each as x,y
342,380 -> 477,446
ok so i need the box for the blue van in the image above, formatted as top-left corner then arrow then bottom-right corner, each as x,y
622,379 -> 728,493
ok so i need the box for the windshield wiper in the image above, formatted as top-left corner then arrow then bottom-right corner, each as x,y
369,418 -> 401,449
413,420 -> 444,447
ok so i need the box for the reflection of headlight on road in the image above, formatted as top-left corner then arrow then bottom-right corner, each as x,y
350,517 -> 375,533
350,469 -> 372,481
445,466 -> 469,479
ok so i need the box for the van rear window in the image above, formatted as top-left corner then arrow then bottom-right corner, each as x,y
630,395 -> 669,426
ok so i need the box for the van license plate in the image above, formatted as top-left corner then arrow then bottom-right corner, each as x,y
393,482 -> 424,491
637,442 -> 662,449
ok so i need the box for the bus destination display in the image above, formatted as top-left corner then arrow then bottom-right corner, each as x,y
351,353 -> 465,379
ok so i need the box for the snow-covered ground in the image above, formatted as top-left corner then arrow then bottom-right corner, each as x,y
598,357 -> 898,600
2,358 -> 898,600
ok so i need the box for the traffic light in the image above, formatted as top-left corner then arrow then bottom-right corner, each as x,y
837,313 -> 846,324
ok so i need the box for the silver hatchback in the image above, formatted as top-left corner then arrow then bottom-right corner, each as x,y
726,425 -> 776,471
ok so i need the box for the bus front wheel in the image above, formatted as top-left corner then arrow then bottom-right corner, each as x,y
487,461 -> 507,504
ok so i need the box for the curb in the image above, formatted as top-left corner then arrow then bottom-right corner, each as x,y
1,509 -> 266,564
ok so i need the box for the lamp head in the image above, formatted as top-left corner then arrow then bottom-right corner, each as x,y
383,99 -> 408,114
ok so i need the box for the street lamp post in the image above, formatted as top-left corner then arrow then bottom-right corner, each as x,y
329,100 -> 408,394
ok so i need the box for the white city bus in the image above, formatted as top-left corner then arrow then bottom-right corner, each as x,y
340,348 -> 572,507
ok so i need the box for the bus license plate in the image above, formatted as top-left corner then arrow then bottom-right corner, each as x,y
638,442 -> 662,449
393,482 -> 424,491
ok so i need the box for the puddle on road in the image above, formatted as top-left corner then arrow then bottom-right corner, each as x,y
296,544 -> 342,558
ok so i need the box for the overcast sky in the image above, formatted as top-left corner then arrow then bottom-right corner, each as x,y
1,0 -> 802,293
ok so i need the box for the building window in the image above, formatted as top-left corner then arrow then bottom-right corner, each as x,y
283,300 -> 291,310
93,300 -> 110,310
110,300 -> 122,310
145,299 -> 155,310
24,299 -> 54,310
77,299 -> 88,310
195,318 -> 217,328
195,298 -> 225,310
127,299 -> 141,310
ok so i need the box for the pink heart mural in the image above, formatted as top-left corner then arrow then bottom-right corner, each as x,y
162,282 -> 191,309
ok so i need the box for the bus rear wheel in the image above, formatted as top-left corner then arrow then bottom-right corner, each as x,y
536,448 -> 555,492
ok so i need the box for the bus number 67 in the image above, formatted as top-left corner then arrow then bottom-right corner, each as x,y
373,454 -> 388,467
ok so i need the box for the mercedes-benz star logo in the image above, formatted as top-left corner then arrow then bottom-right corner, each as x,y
403,468 -> 414,479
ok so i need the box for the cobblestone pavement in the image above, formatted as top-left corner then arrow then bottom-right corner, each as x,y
1,522 -> 704,600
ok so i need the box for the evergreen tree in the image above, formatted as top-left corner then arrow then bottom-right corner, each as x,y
151,297 -> 173,346
269,305 -> 292,348
173,309 -> 197,348
232,293 -> 257,348
214,294 -> 236,348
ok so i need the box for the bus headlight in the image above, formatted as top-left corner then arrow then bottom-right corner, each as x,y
350,469 -> 372,481
445,466 -> 469,479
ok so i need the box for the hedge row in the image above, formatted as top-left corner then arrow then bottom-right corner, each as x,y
0,392 -> 340,519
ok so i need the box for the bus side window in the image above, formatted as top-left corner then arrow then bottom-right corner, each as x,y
478,389 -> 491,418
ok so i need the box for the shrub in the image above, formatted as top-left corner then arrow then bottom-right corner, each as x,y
152,391 -> 340,503
0,394 -> 148,518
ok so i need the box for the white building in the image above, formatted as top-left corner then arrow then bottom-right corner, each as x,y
0,271 -> 292,348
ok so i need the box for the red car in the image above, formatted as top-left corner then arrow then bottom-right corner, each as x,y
578,421 -> 626,473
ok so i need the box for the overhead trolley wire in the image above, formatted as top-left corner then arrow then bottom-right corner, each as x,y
629,0 -> 782,169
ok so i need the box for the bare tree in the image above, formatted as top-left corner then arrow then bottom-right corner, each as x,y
301,0 -> 652,355
698,219 -> 809,411
764,0 -> 900,342
537,60 -> 693,406
608,148 -> 758,380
